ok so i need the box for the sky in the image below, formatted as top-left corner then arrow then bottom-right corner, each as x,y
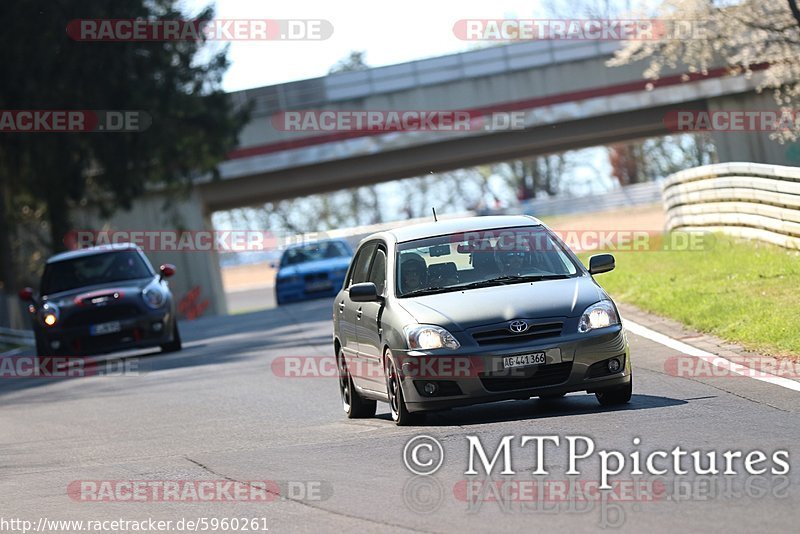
184,0 -> 626,228
181,0 -> 551,91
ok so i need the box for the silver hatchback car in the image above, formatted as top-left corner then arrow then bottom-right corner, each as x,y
332,215 -> 631,425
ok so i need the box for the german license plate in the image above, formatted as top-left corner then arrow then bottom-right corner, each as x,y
90,321 -> 121,336
305,281 -> 333,292
503,352 -> 546,369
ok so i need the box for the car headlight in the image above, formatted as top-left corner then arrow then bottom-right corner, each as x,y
143,286 -> 166,309
41,303 -> 59,327
404,324 -> 461,350
333,268 -> 348,278
578,300 -> 619,333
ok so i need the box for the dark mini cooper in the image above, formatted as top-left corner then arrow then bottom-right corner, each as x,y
333,215 -> 632,425
19,243 -> 182,356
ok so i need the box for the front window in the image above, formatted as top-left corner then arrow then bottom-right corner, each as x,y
280,240 -> 351,267
41,250 -> 154,295
396,226 -> 579,297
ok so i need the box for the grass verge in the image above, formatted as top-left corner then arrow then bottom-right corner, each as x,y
580,233 -> 800,358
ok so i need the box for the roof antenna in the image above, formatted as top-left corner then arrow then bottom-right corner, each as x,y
432,207 -> 438,222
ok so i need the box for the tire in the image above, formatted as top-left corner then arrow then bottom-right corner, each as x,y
337,350 -> 376,418
595,379 -> 632,406
385,349 -> 424,426
160,321 -> 182,353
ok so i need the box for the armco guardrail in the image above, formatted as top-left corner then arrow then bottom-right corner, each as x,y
482,181 -> 663,218
663,162 -> 800,250
0,326 -> 34,349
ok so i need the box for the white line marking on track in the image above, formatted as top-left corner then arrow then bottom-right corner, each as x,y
625,320 -> 800,393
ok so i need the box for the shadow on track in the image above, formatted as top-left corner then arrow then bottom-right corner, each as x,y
373,394 -> 688,426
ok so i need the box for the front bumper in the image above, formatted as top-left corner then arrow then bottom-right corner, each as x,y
395,325 -> 631,412
37,310 -> 174,356
276,276 -> 345,303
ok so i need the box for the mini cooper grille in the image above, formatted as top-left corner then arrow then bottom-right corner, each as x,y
479,362 -> 573,392
61,305 -> 142,328
471,322 -> 564,346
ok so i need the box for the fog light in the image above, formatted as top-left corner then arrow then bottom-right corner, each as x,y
44,313 -> 57,326
607,358 -> 621,373
50,341 -> 61,350
423,382 -> 438,396
152,321 -> 163,332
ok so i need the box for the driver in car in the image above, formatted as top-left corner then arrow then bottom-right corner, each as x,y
399,254 -> 427,293
499,250 -> 526,275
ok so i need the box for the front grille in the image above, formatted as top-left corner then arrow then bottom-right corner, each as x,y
304,273 -> 329,283
471,322 -> 564,346
62,305 -> 142,328
479,362 -> 573,392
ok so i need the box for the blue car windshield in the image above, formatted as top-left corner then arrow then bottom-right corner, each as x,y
280,241 -> 350,267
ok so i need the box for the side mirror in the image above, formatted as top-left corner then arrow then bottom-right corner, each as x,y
349,282 -> 380,302
588,254 -> 615,275
18,287 -> 34,301
160,264 -> 176,278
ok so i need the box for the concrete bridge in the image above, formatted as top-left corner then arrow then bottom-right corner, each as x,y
68,39 -> 797,320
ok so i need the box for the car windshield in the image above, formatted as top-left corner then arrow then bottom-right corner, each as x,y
396,225 -> 579,297
280,241 -> 350,267
41,250 -> 154,295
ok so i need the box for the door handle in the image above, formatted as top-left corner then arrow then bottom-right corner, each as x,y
356,307 -> 362,320
338,301 -> 345,313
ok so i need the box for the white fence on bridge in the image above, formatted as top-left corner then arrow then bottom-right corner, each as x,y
664,162 -> 800,250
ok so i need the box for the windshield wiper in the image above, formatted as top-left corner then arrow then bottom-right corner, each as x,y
449,274 -> 571,291
401,286 -> 449,298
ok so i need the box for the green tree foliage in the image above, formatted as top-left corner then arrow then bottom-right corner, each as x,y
0,0 -> 249,291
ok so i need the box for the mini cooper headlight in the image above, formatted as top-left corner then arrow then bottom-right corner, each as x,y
578,300 -> 619,333
143,286 -> 166,309
41,303 -> 59,327
404,324 -> 461,350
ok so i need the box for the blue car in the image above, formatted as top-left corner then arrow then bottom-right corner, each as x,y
275,239 -> 353,305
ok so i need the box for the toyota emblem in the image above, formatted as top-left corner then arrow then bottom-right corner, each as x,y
509,320 -> 528,333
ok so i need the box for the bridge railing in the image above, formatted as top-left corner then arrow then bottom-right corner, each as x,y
663,162 -> 800,250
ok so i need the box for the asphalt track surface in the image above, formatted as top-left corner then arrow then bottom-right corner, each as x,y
1,298 -> 799,533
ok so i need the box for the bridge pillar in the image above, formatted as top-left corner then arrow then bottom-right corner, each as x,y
707,92 -> 800,166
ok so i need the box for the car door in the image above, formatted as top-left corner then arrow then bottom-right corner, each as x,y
356,244 -> 388,395
337,241 -> 377,388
